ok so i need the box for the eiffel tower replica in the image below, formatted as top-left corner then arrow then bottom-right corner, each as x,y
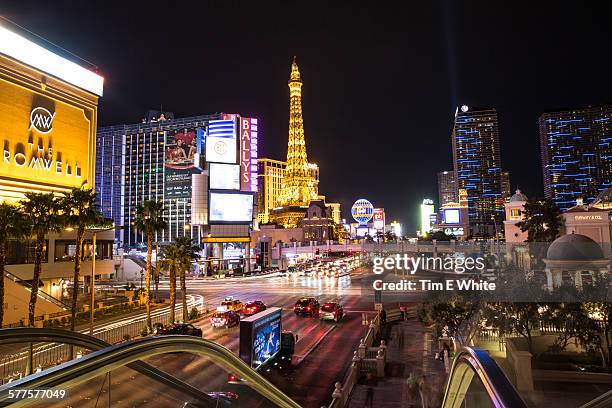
270,57 -> 319,228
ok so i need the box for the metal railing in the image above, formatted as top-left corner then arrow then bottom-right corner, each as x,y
0,334 -> 301,408
442,347 -> 527,408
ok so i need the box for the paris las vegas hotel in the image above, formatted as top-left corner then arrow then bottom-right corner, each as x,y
0,23 -> 117,325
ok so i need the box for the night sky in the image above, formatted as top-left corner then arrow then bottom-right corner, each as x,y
3,1 -> 611,233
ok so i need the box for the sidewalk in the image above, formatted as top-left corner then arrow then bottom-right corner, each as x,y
348,318 -> 447,408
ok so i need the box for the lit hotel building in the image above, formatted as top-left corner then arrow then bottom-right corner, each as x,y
539,105 -> 612,210
97,112 -> 259,250
0,23 -> 116,325
257,158 -> 320,224
437,170 -> 457,206
451,105 -> 505,236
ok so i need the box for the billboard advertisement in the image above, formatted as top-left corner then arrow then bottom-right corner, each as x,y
209,192 -> 253,223
444,227 -> 465,236
165,129 -> 198,199
373,208 -> 385,231
209,163 -> 240,190
206,119 -> 236,163
223,242 -> 245,259
420,199 -> 435,234
239,307 -> 282,369
239,118 -> 259,192
444,208 -> 461,224
351,199 -> 374,226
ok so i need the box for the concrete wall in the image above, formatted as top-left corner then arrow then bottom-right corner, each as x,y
2,277 -> 64,326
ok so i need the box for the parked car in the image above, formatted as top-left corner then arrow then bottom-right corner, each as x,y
319,302 -> 344,322
293,297 -> 320,317
155,323 -> 203,337
211,310 -> 240,328
221,296 -> 243,313
243,301 -> 267,316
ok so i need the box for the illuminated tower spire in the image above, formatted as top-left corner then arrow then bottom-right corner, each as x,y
279,57 -> 318,206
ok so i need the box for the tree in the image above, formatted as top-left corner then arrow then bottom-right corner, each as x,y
159,243 -> 181,323
20,193 -> 62,326
133,200 -> 167,333
0,203 -> 28,326
174,236 -> 200,320
516,198 -> 563,242
60,188 -> 104,332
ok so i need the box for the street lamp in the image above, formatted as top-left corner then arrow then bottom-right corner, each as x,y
85,220 -> 114,336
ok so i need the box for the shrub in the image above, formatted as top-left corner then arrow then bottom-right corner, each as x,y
141,325 -> 150,337
123,333 -> 131,342
188,307 -> 200,321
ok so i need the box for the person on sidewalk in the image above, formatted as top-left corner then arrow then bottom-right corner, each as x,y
364,372 -> 375,408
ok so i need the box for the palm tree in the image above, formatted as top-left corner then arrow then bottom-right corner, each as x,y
60,188 -> 104,332
174,236 -> 200,320
0,202 -> 28,326
133,200 -> 167,333
159,243 -> 182,323
20,193 -> 62,326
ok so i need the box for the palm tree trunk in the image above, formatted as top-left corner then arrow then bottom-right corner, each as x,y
70,228 -> 85,332
145,231 -> 153,332
180,268 -> 187,321
28,232 -> 44,327
0,243 -> 6,327
169,267 -> 176,324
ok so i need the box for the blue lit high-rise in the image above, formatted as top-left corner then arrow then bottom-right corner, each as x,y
451,105 -> 505,236
539,105 -> 612,210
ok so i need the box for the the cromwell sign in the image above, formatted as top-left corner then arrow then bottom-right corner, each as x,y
2,107 -> 81,177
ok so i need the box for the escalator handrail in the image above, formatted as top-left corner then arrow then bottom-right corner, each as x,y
0,328 -> 218,405
442,347 -> 527,408
0,334 -> 301,408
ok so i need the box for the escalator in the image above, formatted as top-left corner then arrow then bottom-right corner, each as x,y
0,328 -> 300,408
442,347 -> 527,408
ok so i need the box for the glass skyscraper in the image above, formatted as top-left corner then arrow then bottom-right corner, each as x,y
451,105 -> 504,236
539,105 -> 612,210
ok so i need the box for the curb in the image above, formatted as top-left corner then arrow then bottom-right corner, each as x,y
293,325 -> 337,366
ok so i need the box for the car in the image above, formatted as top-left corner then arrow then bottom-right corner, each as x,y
320,302 -> 344,322
221,296 -> 243,313
155,323 -> 203,337
243,300 -> 267,316
293,297 -> 320,317
211,310 -> 240,328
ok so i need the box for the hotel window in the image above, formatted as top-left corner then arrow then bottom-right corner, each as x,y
7,240 -> 48,265
510,209 -> 521,219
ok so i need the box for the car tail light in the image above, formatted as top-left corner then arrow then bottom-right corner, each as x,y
293,306 -> 297,311
307,306 -> 311,311
228,374 -> 237,382
333,310 -> 336,315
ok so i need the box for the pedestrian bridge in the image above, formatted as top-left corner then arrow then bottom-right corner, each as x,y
0,328 -> 595,407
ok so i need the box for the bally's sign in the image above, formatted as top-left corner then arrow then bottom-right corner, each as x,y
2,107 -> 81,177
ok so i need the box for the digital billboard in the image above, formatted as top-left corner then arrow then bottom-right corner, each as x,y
223,242 -> 245,259
373,208 -> 385,231
239,307 -> 282,369
444,227 -> 465,236
420,199 -> 435,234
444,208 -> 461,224
165,129 -> 198,199
209,163 -> 240,190
206,119 -> 237,163
239,118 -> 259,192
209,192 -> 253,223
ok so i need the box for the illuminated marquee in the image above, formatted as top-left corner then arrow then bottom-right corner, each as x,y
0,22 -> 100,200
239,117 -> 258,192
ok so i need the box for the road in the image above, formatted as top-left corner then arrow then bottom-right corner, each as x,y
17,266 -> 443,407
